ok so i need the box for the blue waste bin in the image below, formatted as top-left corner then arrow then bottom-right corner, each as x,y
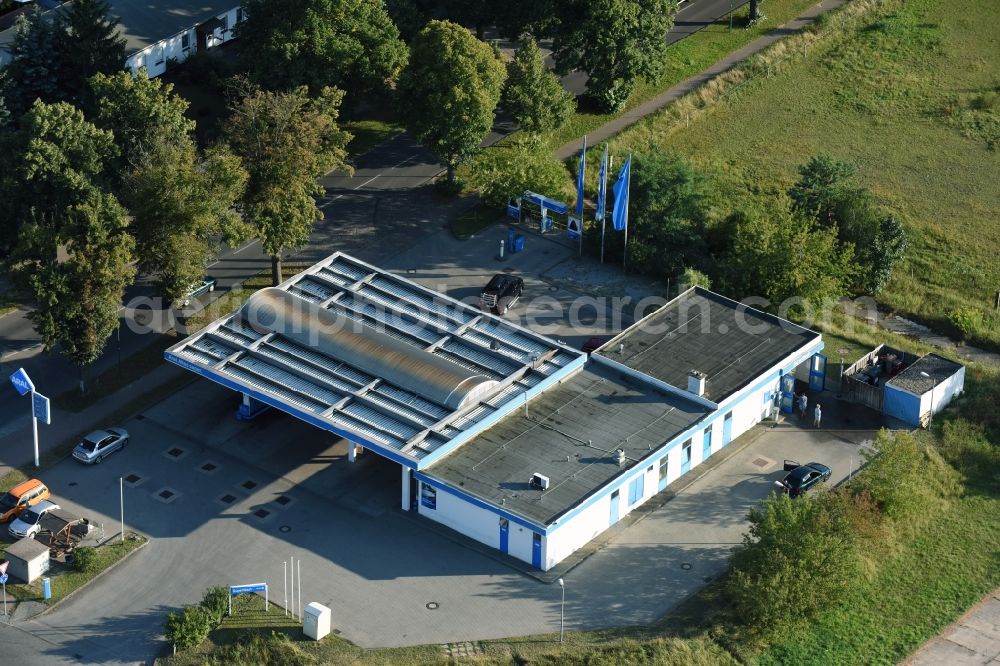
512,234 -> 525,253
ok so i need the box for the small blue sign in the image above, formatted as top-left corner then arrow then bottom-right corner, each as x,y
33,392 -> 51,425
0,573 -> 8,585
43,577 -> 51,600
9,368 -> 34,396
230,583 -> 267,596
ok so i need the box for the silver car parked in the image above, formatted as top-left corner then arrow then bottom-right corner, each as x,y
8,499 -> 60,539
72,428 -> 129,464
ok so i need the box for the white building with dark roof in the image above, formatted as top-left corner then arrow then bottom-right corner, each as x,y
0,0 -> 242,78
167,256 -> 828,571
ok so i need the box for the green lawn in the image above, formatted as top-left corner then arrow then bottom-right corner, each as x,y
608,0 -> 1000,348
341,119 -> 405,158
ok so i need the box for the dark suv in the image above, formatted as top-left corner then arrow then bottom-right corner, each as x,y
773,460 -> 832,498
480,274 -> 524,315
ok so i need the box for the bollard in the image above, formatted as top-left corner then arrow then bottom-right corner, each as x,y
498,239 -> 505,260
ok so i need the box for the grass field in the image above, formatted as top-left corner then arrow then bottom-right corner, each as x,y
608,0 -> 1000,348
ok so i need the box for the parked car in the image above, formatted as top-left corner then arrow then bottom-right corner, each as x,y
479,274 -> 524,315
774,460 -> 832,497
0,478 -> 51,523
8,500 -> 60,539
178,277 -> 217,307
72,428 -> 129,465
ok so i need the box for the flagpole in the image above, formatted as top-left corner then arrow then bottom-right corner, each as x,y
622,156 -> 630,274
579,136 -> 586,257
601,152 -> 612,264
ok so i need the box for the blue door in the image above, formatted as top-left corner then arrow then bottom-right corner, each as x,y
702,427 -> 712,459
609,489 -> 620,526
531,533 -> 542,568
723,412 -> 733,446
499,519 -> 509,554
628,475 -> 644,505
780,374 -> 796,414
809,354 -> 827,392
658,456 -> 668,491
681,440 -> 692,474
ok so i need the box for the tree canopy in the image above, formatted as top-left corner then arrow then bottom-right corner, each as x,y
503,35 -> 575,136
225,80 -> 352,285
466,138 -> 571,208
236,0 -> 408,94
398,20 -> 506,182
552,0 -> 674,111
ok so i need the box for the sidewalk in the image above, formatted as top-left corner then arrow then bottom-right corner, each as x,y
553,0 -> 849,160
903,586 -> 1000,665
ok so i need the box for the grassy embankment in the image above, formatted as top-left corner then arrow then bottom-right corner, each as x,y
606,0 -> 1000,348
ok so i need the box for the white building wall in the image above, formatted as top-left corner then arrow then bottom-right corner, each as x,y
546,489 -> 615,568
126,6 -> 241,79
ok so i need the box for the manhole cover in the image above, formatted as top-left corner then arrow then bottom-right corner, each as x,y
200,462 -> 217,472
220,494 -> 237,504
254,508 -> 271,519
751,456 -> 774,469
166,447 -> 184,458
241,480 -> 258,491
279,525 -> 291,533
426,602 -> 439,610
159,489 -> 174,500
275,495 -> 292,506
680,563 -> 692,571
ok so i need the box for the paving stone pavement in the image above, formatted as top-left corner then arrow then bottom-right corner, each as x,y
904,587 -> 1000,665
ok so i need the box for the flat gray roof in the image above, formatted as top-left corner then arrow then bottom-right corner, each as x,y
0,1 -> 237,55
425,363 -> 710,526
166,253 -> 582,467
598,287 -> 820,402
887,353 -> 963,395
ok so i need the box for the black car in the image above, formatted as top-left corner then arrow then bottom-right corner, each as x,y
480,274 -> 524,315
773,460 -> 832,497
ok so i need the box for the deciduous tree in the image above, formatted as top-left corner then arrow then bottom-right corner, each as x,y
552,0 -> 674,112
398,20 -> 506,183
225,80 -> 352,285
237,0 -> 408,94
503,35 -> 575,135
466,138 -> 571,208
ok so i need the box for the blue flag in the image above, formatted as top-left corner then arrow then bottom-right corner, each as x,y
612,156 -> 631,232
595,145 -> 608,221
576,136 -> 586,217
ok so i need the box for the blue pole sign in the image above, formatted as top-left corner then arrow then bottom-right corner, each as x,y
229,582 -> 268,615
0,573 -> 7,584
32,392 -> 51,425
9,368 -> 34,396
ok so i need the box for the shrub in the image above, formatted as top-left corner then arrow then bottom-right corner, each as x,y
948,306 -> 984,340
465,138 -> 571,209
937,418 -> 1000,489
201,586 -> 230,626
680,268 -> 712,291
208,631 -> 316,666
726,492 -> 860,639
73,546 -> 98,573
165,605 -> 212,652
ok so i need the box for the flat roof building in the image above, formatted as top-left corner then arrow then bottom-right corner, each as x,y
167,255 -> 826,571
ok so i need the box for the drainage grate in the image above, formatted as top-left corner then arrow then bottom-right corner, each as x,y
241,479 -> 258,491
198,461 -> 218,474
154,487 -> 180,504
751,456 -> 774,469
216,493 -> 239,507
125,473 -> 141,484
123,472 -> 146,488
253,508 -> 271,519
274,495 -> 292,507
167,448 -> 184,458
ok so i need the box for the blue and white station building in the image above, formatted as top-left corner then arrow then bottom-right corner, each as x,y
166,252 -> 825,571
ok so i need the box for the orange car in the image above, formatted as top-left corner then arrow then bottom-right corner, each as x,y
0,478 -> 51,523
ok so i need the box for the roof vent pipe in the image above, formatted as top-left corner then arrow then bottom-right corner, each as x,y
688,370 -> 707,397
616,449 -> 626,466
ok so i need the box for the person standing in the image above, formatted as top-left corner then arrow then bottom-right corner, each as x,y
798,393 -> 808,418
814,403 -> 822,428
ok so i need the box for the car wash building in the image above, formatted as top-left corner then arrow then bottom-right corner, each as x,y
166,253 -> 824,571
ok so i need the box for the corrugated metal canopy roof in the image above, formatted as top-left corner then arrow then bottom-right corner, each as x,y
166,253 -> 583,467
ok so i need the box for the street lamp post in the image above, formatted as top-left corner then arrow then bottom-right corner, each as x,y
558,578 -> 565,643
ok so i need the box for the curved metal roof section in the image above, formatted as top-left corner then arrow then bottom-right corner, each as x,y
165,252 -> 585,467
240,288 -> 498,410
